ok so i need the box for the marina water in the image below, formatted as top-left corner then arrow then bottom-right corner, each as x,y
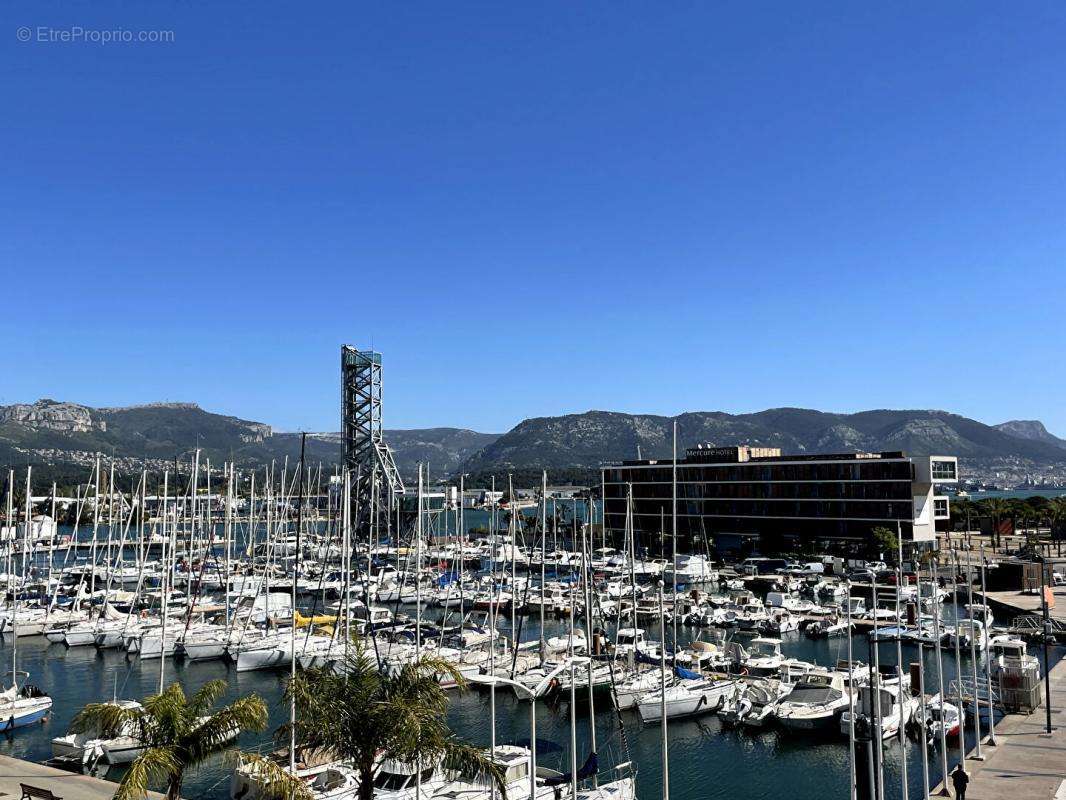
0,612 -> 1019,800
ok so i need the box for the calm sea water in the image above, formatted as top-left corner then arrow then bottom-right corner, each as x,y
2,608 -> 1046,800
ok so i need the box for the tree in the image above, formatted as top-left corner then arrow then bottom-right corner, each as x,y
1048,497 -> 1066,540
70,680 -> 268,800
870,526 -> 899,563
283,649 -> 506,800
981,498 -> 1011,551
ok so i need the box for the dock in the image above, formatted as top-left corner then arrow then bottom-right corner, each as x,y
930,653 -> 1066,799
0,755 -> 165,800
929,584 -> 1066,800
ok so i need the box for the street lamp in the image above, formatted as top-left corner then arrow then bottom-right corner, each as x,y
473,661 -> 577,800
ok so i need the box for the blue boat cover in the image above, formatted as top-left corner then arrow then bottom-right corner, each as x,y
543,752 -> 598,786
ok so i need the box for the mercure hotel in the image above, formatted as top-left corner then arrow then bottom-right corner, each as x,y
602,445 -> 957,552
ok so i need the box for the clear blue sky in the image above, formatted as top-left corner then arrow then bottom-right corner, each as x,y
3,3 -> 1065,435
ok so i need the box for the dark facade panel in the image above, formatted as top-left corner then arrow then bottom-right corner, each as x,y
603,452 -> 920,554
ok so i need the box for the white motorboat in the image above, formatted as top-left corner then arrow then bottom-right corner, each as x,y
740,637 -> 785,677
51,699 -> 145,764
0,675 -> 52,732
663,554 -> 718,586
776,673 -> 850,732
763,608 -> 800,634
805,617 -> 850,638
720,679 -> 787,729
922,694 -> 962,740
840,682 -> 916,740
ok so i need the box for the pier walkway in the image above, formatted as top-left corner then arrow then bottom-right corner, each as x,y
933,634 -> 1066,798
0,755 -> 165,800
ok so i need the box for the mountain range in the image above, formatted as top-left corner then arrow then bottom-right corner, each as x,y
2,399 -> 1064,484
463,408 -> 1066,471
0,400 -> 497,480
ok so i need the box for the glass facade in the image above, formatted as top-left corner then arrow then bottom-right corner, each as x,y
603,452 -> 918,551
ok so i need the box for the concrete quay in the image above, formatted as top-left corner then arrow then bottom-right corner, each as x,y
0,754 -> 165,800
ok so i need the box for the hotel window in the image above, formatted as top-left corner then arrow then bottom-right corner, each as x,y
931,460 -> 957,480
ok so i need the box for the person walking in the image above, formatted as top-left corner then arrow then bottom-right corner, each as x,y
952,765 -> 969,800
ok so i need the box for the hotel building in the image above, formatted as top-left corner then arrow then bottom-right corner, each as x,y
602,445 -> 957,553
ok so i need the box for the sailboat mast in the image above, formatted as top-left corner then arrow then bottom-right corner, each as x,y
539,471 -> 547,661
627,485 -> 637,641
158,470 -> 170,693
846,581 -> 857,800
568,521 -> 578,800
583,494 -> 597,775
11,469 -> 21,683
89,457 -> 100,618
895,524 -> 909,800
929,557 -> 950,780
290,433 -> 307,774
671,423 -> 678,661
658,567 -> 668,800
225,464 -> 233,624
508,475 -> 516,640
416,464 -> 423,651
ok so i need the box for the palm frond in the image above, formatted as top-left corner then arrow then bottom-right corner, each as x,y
69,702 -> 144,740
112,746 -> 180,800
186,678 -> 229,719
442,739 -> 508,799
141,683 -> 187,743
180,694 -> 267,766
236,754 -> 316,800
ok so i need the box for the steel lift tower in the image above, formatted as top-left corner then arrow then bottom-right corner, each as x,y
341,346 -> 404,536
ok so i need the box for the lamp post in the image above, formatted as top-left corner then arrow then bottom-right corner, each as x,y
482,662 -> 574,800
1040,556 -> 1054,737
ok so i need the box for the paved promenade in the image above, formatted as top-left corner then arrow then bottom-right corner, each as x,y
934,637 -> 1066,799
0,754 -> 165,800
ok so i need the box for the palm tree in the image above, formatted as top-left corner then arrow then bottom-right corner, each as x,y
283,649 -> 506,800
981,498 -> 1011,551
70,680 -> 268,800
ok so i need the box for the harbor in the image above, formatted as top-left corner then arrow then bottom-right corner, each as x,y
1,453 -> 1062,800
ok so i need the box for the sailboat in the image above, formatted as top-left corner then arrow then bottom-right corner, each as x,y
636,665 -> 738,722
1,469 -> 54,731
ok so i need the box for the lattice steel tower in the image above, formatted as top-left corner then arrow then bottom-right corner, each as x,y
341,346 -> 404,534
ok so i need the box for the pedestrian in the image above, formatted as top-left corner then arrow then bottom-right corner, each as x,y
951,765 -> 969,800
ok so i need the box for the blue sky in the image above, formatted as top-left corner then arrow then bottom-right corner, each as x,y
3,3 -> 1065,435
